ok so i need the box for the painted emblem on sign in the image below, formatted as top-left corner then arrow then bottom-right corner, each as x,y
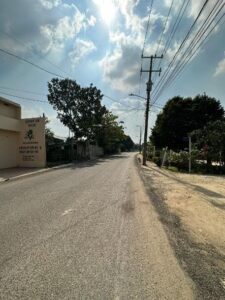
25,129 -> 34,140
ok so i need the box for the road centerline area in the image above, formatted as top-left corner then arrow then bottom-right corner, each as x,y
0,153 -> 194,299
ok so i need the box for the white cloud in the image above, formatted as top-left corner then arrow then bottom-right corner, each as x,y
39,0 -> 62,9
41,11 -> 86,43
39,8 -> 96,54
99,26 -> 160,92
21,104 -> 45,119
98,0 -> 167,92
188,0 -> 219,21
214,53 -> 225,77
69,39 -> 96,66
88,15 -> 97,27
100,42 -> 141,91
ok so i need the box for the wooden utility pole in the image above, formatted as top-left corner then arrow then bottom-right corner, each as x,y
136,125 -> 142,153
141,54 -> 163,166
189,135 -> 192,173
139,126 -> 142,154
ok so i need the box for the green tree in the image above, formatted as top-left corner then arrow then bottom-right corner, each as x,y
121,135 -> 134,151
150,94 -> 224,150
97,112 -> 125,154
191,120 -> 225,167
47,78 -> 107,140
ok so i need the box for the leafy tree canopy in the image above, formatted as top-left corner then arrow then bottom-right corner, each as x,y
150,94 -> 224,150
96,112 -> 125,153
47,78 -> 107,140
121,135 -> 134,152
191,120 -> 225,166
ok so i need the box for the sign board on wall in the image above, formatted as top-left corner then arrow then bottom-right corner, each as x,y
18,117 -> 46,167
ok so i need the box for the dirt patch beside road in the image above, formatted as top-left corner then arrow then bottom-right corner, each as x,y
137,156 -> 225,299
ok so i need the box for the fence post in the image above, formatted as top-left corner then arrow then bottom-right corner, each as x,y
161,147 -> 168,168
189,136 -> 192,173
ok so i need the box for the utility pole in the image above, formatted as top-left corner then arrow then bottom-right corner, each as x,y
139,126 -> 142,154
136,125 -> 142,153
189,135 -> 192,173
141,54 -> 163,166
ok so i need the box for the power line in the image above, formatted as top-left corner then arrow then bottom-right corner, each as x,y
0,86 -> 46,96
154,0 -> 191,83
0,88 -> 146,113
152,0 -> 223,102
0,47 -> 65,78
155,0 -> 175,56
0,30 -> 72,78
139,0 -> 154,95
142,0 -> 155,57
153,0 -> 174,84
103,94 -> 139,110
0,90 -> 49,103
151,0 -> 210,103
104,93 -> 163,110
162,0 -> 191,57
0,47 -> 138,112
153,4 -> 225,102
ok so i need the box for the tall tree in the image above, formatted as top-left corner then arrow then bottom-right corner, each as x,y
192,120 -> 225,166
47,78 -> 107,140
150,94 -> 224,150
121,135 -> 134,151
97,112 -> 125,153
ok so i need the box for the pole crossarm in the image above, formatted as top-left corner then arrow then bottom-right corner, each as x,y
141,70 -> 161,73
141,54 -> 163,59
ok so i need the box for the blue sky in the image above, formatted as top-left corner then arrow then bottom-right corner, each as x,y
0,0 -> 225,142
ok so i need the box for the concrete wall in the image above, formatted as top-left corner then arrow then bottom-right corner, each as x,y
89,144 -> 104,159
0,115 -> 21,132
0,98 -> 21,169
0,97 -> 21,120
0,98 -> 46,169
18,118 -> 46,168
0,130 -> 19,169
75,142 -> 103,160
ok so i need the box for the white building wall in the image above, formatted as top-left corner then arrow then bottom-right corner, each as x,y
0,130 -> 19,169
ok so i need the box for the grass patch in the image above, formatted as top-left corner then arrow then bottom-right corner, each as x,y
167,166 -> 179,172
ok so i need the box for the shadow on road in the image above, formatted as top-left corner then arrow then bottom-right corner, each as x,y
68,154 -> 130,170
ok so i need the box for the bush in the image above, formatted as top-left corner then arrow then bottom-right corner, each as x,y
152,156 -> 161,167
147,153 -> 153,160
169,151 -> 189,170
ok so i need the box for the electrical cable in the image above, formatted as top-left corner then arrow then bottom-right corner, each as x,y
0,86 -> 46,96
155,0 -> 175,56
154,0 -> 191,84
0,30 -> 72,78
0,90 -> 49,103
153,6 -> 225,102
0,47 -> 65,78
139,0 -> 154,95
151,0 -> 210,102
153,1 -> 224,102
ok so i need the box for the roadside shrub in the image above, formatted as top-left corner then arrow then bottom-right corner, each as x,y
152,156 -> 161,167
147,153 -> 153,160
169,151 -> 189,170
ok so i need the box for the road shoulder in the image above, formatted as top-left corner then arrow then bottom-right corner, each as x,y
0,163 -> 74,184
136,155 -> 225,299
121,155 -> 195,299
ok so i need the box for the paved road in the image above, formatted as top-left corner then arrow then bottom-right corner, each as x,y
0,153 -> 194,299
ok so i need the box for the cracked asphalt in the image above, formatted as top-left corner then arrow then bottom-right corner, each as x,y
0,153 -> 194,299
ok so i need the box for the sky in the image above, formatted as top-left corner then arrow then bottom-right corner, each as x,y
0,0 -> 225,143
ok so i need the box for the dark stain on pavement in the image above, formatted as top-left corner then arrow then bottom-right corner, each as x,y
122,200 -> 135,213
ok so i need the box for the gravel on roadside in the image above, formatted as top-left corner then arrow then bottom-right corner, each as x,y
136,156 -> 225,300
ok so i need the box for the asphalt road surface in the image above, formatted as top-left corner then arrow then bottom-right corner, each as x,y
0,153 -> 194,299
